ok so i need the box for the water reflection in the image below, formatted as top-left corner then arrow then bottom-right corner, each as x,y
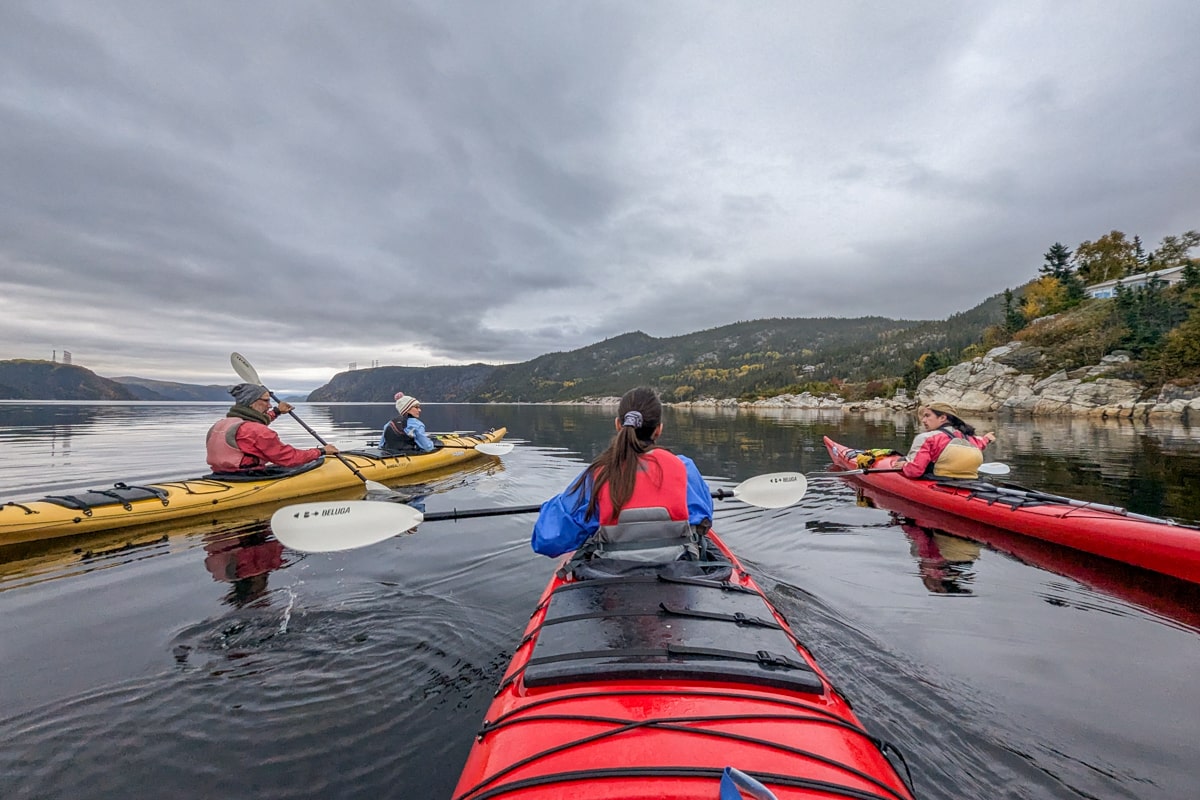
854,482 -> 1200,632
899,521 -> 980,596
202,525 -> 288,607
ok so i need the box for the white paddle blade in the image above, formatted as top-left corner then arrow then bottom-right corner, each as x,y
270,501 -> 424,552
230,352 -> 262,384
978,462 -> 1010,476
474,442 -> 514,456
364,480 -> 394,495
731,472 -> 808,509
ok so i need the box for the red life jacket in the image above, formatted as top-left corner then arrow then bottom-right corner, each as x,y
591,449 -> 696,562
206,418 -> 251,472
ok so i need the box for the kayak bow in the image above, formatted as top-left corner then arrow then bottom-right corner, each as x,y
452,531 -> 916,800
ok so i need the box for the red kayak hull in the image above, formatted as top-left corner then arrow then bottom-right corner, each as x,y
823,436 -> 1200,585
452,532 -> 916,800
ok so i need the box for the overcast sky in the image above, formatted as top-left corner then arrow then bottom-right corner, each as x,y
2,1 -> 1198,391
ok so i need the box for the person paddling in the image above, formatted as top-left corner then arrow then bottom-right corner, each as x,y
531,386 -> 714,570
379,392 -> 437,454
897,401 -> 995,479
206,383 -> 337,473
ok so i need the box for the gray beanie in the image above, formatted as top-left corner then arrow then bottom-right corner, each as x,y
230,382 -> 269,406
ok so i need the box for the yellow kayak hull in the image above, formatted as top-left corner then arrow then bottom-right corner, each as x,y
0,428 -> 507,547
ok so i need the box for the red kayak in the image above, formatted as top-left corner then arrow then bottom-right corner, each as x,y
452,531 -> 917,800
824,436 -> 1200,585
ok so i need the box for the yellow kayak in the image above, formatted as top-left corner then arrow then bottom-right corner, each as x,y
0,428 -> 507,547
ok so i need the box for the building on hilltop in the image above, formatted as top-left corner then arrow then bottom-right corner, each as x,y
1085,265 -> 1187,299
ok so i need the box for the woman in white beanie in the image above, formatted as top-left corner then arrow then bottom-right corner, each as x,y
379,392 -> 437,454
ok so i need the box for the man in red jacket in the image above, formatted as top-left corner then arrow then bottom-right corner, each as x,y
206,383 -> 337,473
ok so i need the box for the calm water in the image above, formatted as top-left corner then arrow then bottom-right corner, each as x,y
1,402 -> 1199,799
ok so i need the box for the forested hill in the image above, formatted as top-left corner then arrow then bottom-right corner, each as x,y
109,377 -> 232,401
308,295 -> 1006,403
0,360 -> 143,400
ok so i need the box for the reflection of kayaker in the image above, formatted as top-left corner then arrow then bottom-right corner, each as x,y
204,531 -> 285,606
900,520 -> 981,595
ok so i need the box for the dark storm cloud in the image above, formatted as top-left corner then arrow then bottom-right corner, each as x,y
2,1 -> 1198,387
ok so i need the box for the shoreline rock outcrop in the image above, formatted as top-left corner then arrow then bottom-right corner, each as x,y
662,341 -> 1200,420
916,343 -> 1200,420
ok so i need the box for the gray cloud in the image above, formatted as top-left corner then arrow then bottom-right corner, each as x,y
2,1 -> 1198,388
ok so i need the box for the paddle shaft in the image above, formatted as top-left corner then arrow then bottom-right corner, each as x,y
270,472 -> 809,552
268,391 -> 377,485
810,466 -> 904,478
989,485 -> 1182,525
416,485 -> 780,523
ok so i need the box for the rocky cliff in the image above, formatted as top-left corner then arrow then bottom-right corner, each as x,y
916,342 -> 1200,420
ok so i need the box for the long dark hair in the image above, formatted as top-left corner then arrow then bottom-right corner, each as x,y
571,387 -> 663,519
941,412 -> 976,437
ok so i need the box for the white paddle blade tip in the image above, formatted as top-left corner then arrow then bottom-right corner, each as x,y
270,501 -> 423,553
230,352 -> 261,384
475,442 -> 514,456
731,472 -> 808,509
978,462 -> 1011,476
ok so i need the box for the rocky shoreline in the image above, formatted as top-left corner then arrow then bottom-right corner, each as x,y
914,342 -> 1200,420
569,341 -> 1200,421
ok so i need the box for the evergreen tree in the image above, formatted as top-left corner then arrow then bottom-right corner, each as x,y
1003,288 -> 1026,334
1183,261 -> 1200,289
1114,277 -> 1188,354
1131,236 -> 1148,275
1040,243 -> 1072,279
1038,242 -> 1084,306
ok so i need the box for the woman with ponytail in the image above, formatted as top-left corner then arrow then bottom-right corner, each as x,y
899,402 -> 996,479
531,387 -> 714,562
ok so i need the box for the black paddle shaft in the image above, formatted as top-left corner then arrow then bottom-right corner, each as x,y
424,504 -> 545,522
266,389 -> 373,485
428,486 -> 765,522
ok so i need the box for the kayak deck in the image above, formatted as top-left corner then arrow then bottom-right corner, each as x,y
0,428 -> 507,546
453,533 -> 915,800
823,435 -> 1200,584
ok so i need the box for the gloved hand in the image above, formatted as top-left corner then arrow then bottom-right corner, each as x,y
275,401 -> 294,415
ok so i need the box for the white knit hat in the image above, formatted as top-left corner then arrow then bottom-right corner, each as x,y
395,395 -> 420,415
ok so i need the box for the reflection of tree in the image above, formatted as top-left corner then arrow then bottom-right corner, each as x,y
896,517 -> 980,596
203,526 -> 285,608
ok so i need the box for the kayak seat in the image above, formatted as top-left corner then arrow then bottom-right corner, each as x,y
205,458 -> 326,483
523,575 -> 825,695
41,482 -> 171,514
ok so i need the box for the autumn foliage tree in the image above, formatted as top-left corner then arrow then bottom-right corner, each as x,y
1021,276 -> 1068,318
1073,231 -> 1138,284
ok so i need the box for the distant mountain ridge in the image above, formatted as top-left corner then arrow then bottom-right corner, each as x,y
110,377 -> 233,401
1,296 -> 1005,402
0,362 -> 234,401
309,297 -> 1005,403
0,360 -> 142,400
